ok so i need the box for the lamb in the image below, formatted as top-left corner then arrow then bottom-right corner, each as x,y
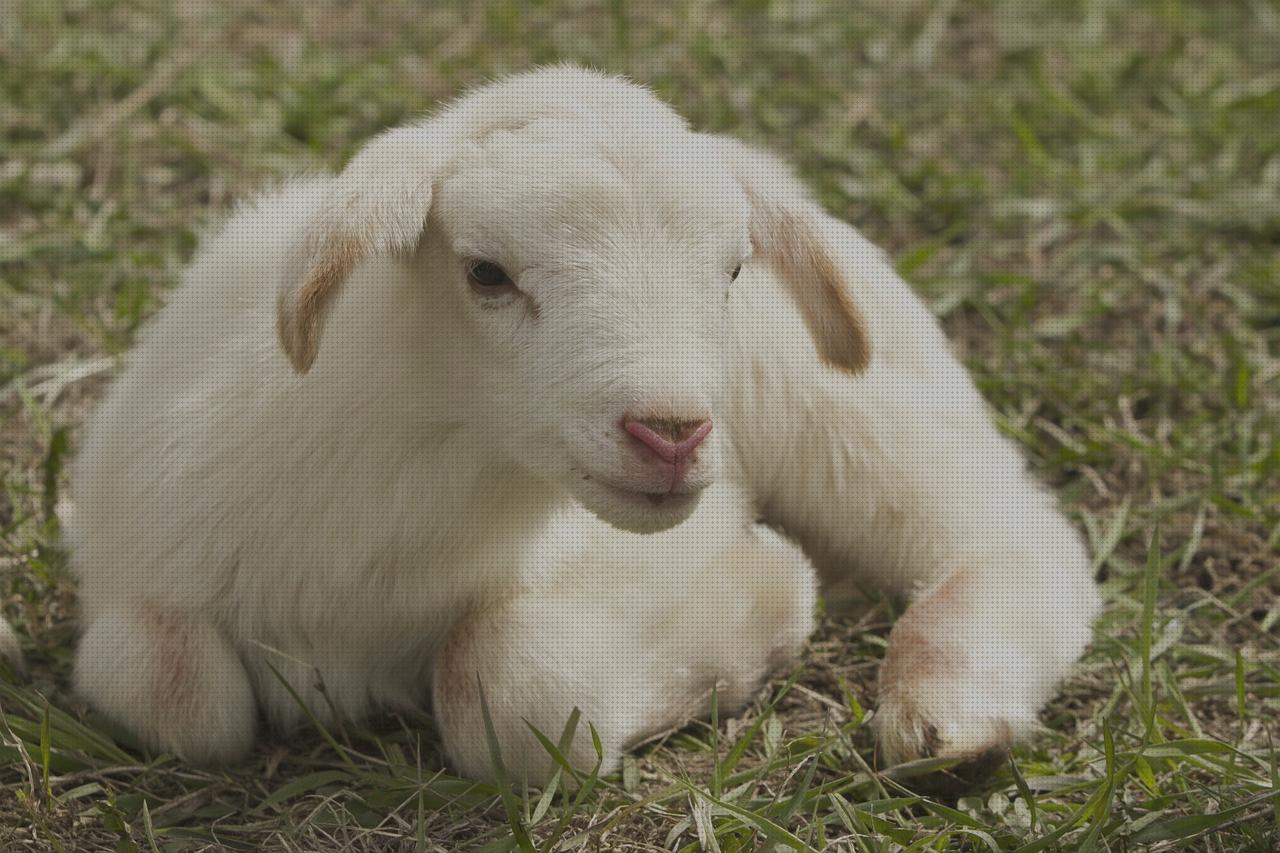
27,65 -> 1101,783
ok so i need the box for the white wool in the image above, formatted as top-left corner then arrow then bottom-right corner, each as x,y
36,66 -> 1102,781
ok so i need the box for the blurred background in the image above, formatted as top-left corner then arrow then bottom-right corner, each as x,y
1,1 -> 1278,849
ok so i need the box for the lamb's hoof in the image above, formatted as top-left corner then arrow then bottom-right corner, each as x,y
890,734 -> 1009,796
873,701 -> 1012,794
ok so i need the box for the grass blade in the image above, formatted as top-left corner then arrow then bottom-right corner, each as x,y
477,679 -> 535,853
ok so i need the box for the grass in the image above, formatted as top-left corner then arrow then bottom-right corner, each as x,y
1,0 -> 1278,849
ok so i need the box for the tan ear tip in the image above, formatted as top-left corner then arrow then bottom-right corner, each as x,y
277,239 -> 359,375
286,346 -> 316,374
276,309 -> 318,374
823,335 -> 872,375
284,335 -> 318,374
808,268 -> 872,376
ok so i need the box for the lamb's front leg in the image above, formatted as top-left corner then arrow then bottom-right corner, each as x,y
759,417 -> 1103,770
729,227 -> 1103,771
872,511 -> 1101,769
431,523 -> 816,784
741,371 -> 1103,770
741,375 -> 1103,773
816,397 -> 1103,770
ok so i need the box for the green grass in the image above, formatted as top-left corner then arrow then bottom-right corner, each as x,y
2,0 -> 1278,849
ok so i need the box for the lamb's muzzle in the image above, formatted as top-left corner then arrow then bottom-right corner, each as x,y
622,414 -> 712,489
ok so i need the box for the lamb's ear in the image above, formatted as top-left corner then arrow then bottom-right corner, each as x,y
715,137 -> 870,374
278,123 -> 443,373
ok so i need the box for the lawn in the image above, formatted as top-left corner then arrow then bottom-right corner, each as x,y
2,0 -> 1278,850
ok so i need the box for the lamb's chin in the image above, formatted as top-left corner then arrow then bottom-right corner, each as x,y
571,478 -> 704,534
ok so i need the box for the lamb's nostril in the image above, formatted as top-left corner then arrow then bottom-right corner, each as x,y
623,416 -> 713,464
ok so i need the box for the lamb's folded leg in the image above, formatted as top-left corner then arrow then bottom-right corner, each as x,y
73,604 -> 257,764
431,521 -> 816,785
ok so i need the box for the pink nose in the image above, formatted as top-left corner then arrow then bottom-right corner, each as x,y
623,415 -> 713,465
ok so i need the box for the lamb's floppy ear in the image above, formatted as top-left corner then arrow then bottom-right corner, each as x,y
278,123 -> 444,373
715,136 -> 870,373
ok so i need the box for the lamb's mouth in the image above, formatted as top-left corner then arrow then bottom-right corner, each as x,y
581,474 -> 703,510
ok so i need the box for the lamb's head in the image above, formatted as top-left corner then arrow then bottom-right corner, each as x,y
276,66 -> 869,533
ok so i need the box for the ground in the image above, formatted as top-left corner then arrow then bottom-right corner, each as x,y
1,0 -> 1278,850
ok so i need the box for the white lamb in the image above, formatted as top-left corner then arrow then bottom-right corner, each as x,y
18,66 -> 1101,782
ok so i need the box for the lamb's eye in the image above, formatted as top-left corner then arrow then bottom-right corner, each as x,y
466,260 -> 514,289
730,264 -> 743,282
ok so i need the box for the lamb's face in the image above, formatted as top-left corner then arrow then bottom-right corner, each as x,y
277,71 -> 868,528
431,132 -> 752,533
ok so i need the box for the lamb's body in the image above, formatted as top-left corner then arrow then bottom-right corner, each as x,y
68,165 -> 818,775
71,183 -> 518,743
61,66 -> 1101,780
